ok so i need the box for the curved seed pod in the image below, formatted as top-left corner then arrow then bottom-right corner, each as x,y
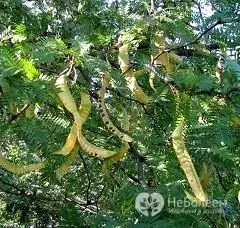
77,92 -> 120,158
55,76 -> 120,159
0,153 -> 44,174
77,92 -> 118,158
118,43 -> 149,104
78,92 -> 117,158
78,132 -> 118,158
54,74 -> 84,156
79,92 -> 91,128
54,92 -> 91,179
55,147 -> 78,181
52,125 -> 77,156
185,191 -> 206,207
53,73 -> 80,156
53,92 -> 91,156
55,74 -> 81,123
172,118 -> 207,203
150,31 -> 166,90
98,72 -> 133,142
102,107 -> 130,173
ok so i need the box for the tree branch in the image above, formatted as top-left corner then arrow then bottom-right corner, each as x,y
152,19 -> 228,63
78,150 -> 91,204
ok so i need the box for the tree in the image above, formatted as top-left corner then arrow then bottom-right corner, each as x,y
0,0 -> 240,227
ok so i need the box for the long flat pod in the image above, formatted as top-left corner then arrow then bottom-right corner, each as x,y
78,92 -> 118,158
55,74 -> 81,123
55,90 -> 116,179
55,73 -> 124,158
53,74 -> 80,156
54,92 -> 92,179
118,43 -> 149,104
52,125 -> 77,155
55,76 -> 119,158
102,107 -> 130,173
152,31 -> 179,75
53,92 -> 91,156
0,153 -> 44,174
172,119 -> 207,203
78,132 -> 118,158
98,72 -> 133,142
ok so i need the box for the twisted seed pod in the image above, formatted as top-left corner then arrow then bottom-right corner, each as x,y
118,43 -> 149,104
79,92 -> 130,158
53,92 -> 92,156
172,118 -> 207,203
55,74 -> 81,123
55,74 -> 123,158
55,92 -> 93,179
79,92 -> 91,128
0,153 -> 44,174
53,74 -> 80,156
52,125 -> 77,156
75,92 -> 118,158
98,72 -> 133,142
78,133 -> 118,158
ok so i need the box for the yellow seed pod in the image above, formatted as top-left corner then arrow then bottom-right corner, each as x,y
79,92 -> 92,128
0,153 -> 44,174
172,119 -> 207,203
185,191 -> 207,207
77,92 -> 123,158
118,43 -> 150,104
54,91 -> 92,179
77,92 -> 118,158
55,76 -> 125,159
98,72 -> 133,142
152,31 -> 177,74
55,74 -> 81,123
52,125 -> 77,156
53,75 -> 83,156
102,107 -> 130,173
78,132 -> 118,158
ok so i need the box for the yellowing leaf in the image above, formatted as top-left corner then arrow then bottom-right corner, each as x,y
20,59 -> 39,80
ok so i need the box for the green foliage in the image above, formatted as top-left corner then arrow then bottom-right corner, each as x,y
0,0 -> 240,227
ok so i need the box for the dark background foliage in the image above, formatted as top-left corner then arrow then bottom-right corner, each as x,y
0,0 -> 240,227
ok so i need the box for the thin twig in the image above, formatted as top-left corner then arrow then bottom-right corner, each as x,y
9,103 -> 30,122
78,150 -> 91,204
152,19 -> 223,63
